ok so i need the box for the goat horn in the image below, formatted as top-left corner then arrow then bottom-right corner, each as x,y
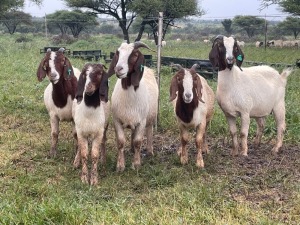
190,64 -> 199,71
171,63 -> 184,71
134,41 -> 156,52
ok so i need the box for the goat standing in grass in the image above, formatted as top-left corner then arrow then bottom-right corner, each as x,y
37,48 -> 80,157
209,35 -> 292,156
170,64 -> 215,168
107,41 -> 158,172
72,63 -> 110,185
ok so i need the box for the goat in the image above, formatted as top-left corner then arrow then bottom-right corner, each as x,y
72,63 -> 110,185
107,41 -> 158,172
203,39 -> 211,44
237,40 -> 245,47
170,64 -> 215,168
37,48 -> 80,157
209,35 -> 292,156
255,41 -> 264,47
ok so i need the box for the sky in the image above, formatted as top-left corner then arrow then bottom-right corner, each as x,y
23,0 -> 288,20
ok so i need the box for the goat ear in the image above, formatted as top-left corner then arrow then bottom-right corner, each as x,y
209,43 -> 220,70
75,69 -> 86,104
107,51 -> 118,77
131,51 -> 144,87
169,75 -> 178,102
37,59 -> 47,82
234,44 -> 244,68
63,57 -> 74,80
99,71 -> 109,102
196,75 -> 205,103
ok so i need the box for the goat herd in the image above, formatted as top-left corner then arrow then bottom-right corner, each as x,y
36,35 -> 292,185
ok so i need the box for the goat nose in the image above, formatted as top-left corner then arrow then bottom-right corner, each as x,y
115,66 -> 123,72
185,93 -> 192,98
227,56 -> 234,61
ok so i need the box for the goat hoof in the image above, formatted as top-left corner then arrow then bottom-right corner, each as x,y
271,147 -> 279,155
90,176 -> 98,186
116,165 -> 125,172
131,162 -> 141,170
48,150 -> 57,158
196,160 -> 204,168
180,156 -> 188,165
81,174 -> 89,184
73,158 -> 80,169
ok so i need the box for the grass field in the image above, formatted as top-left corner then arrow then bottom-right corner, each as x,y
0,33 -> 299,224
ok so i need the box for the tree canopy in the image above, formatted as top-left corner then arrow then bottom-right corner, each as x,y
64,0 -> 202,43
47,10 -> 98,38
233,15 -> 265,38
278,16 -> 300,39
131,0 -> 203,44
260,0 -> 300,16
0,11 -> 32,34
221,19 -> 233,35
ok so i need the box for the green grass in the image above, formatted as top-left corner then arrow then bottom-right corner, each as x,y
0,33 -> 299,224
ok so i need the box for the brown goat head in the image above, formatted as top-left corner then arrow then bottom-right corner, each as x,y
37,48 -> 75,83
170,64 -> 204,103
76,63 -> 108,105
209,35 -> 244,71
107,41 -> 154,90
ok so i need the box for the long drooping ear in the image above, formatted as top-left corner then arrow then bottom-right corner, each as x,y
195,75 -> 205,103
209,40 -> 220,71
99,71 -> 109,102
107,51 -> 119,77
234,42 -> 244,69
37,58 -> 47,82
37,51 -> 51,82
75,66 -> 88,104
131,51 -> 144,87
169,75 -> 178,102
63,57 -> 74,80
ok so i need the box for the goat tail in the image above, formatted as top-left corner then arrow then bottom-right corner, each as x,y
281,67 -> 293,80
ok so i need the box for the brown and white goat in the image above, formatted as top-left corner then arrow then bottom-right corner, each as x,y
37,48 -> 80,157
170,64 -> 215,168
107,41 -> 158,172
209,35 -> 292,156
72,63 -> 110,185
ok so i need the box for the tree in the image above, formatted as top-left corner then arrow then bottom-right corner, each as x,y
260,0 -> 300,16
64,0 -> 136,43
233,16 -> 265,38
221,19 -> 233,35
47,11 -> 70,36
130,0 -> 203,44
64,0 -> 203,43
0,0 -> 42,14
1,11 -> 32,34
277,16 -> 300,39
47,10 -> 98,38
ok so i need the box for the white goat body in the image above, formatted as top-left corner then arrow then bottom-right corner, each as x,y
72,63 -> 110,185
108,42 -> 158,172
209,35 -> 291,156
37,49 -> 80,157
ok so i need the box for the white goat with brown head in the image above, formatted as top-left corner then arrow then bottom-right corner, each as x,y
170,64 -> 215,168
72,63 -> 110,185
37,48 -> 79,157
209,35 -> 292,156
107,41 -> 158,172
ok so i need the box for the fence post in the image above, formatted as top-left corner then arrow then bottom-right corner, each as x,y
156,12 -> 163,131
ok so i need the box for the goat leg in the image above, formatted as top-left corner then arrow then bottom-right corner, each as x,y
179,125 -> 189,165
226,116 -> 239,156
